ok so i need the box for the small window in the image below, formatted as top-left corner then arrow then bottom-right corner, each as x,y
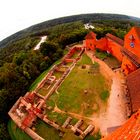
130,42 -> 134,48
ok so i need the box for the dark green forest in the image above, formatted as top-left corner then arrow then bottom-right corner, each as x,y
0,13 -> 140,139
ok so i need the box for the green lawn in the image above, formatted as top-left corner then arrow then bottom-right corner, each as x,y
35,119 -> 61,140
94,49 -> 121,69
95,49 -> 109,60
48,53 -> 110,116
47,111 -> 68,125
85,131 -> 101,140
62,130 -> 81,140
38,82 -> 55,96
100,90 -> 110,101
8,120 -> 32,140
77,53 -> 93,65
53,71 -> 63,79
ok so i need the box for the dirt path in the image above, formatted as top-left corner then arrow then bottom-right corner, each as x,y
34,36 -> 47,50
86,50 -> 127,136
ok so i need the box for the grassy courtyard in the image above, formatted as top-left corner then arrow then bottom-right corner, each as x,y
48,53 -> 110,116
95,49 -> 121,69
35,119 -> 61,140
47,111 -> 68,125
8,120 -> 32,140
38,82 -> 56,96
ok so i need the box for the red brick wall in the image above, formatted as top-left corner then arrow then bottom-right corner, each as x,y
121,56 -> 137,75
85,38 -> 96,50
124,27 -> 140,58
107,38 -> 123,62
96,38 -> 108,51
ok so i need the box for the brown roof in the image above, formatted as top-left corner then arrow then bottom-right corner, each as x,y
106,33 -> 124,46
121,47 -> 140,67
85,32 -> 96,39
133,26 -> 140,40
103,110 -> 140,139
126,68 -> 140,112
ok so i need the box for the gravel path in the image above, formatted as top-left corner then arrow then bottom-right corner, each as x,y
86,50 -> 127,136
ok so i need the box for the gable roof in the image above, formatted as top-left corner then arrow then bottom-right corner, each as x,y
126,68 -> 140,112
85,32 -> 96,39
131,26 -> 140,40
106,33 -> 124,46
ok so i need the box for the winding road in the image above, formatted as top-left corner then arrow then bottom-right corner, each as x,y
34,36 -> 47,50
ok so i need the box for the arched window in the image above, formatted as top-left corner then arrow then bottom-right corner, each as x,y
130,42 -> 134,48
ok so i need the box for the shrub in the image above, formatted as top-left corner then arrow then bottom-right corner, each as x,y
100,90 -> 109,101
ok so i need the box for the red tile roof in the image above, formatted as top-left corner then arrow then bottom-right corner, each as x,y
126,68 -> 140,112
103,110 -> 140,140
85,32 -> 96,39
133,26 -> 140,40
121,47 -> 140,67
106,33 -> 124,46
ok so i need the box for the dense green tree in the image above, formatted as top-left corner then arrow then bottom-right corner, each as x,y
40,41 -> 58,57
13,51 -> 27,65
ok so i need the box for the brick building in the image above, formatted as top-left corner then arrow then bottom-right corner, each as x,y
85,27 -> 140,75
85,27 -> 140,139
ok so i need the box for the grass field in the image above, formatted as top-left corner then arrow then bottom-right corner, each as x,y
47,111 -> 68,125
35,119 -> 61,140
95,49 -> 121,69
62,130 -> 80,140
48,53 -> 110,116
38,82 -> 56,96
8,120 -> 32,140
85,131 -> 101,140
53,71 -> 64,79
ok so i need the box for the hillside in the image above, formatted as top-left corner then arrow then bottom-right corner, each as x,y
0,13 -> 140,49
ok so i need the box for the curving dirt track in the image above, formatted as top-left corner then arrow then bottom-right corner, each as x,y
86,50 -> 128,136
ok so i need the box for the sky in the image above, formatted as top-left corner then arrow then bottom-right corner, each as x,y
0,0 -> 140,41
